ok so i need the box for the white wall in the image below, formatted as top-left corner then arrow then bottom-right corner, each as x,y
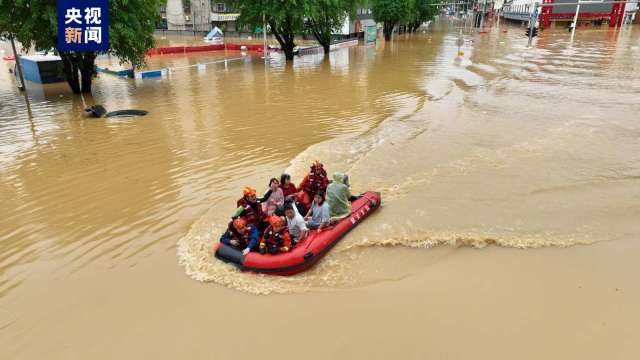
166,0 -> 186,30
339,16 -> 350,35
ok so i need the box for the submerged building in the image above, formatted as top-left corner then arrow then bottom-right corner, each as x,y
624,1 -> 638,23
337,7 -> 378,39
164,0 -> 187,30
161,0 -> 239,32
209,2 -> 240,32
502,0 -> 628,28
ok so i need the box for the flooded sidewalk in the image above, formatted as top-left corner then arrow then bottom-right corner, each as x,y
1,20 -> 640,359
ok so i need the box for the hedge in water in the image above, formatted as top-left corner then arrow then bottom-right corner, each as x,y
0,0 -> 163,94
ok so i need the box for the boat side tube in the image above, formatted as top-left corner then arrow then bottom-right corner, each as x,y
215,245 -> 244,268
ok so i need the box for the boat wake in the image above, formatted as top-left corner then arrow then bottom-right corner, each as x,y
176,95 -> 594,294
176,211 -> 593,295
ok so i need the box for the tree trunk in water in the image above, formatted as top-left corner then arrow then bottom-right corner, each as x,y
60,52 -> 81,94
59,52 -> 96,94
79,53 -> 96,93
312,27 -> 331,54
383,23 -> 395,41
270,22 -> 296,62
283,43 -> 295,61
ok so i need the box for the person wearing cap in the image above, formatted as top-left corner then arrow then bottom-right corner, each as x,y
259,216 -> 292,255
234,186 -> 266,229
297,161 -> 329,211
304,192 -> 331,230
220,218 -> 259,255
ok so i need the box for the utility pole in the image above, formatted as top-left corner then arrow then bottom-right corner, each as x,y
10,37 -> 27,91
571,0 -> 581,41
527,2 -> 539,47
473,0 -> 478,29
457,28 -> 465,56
9,35 -> 32,116
480,0 -> 486,29
262,13 -> 268,62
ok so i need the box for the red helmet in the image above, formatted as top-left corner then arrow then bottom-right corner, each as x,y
311,160 -> 323,170
233,218 -> 247,230
268,215 -> 284,228
242,186 -> 256,197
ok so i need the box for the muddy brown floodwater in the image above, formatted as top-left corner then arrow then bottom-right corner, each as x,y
1,19 -> 640,359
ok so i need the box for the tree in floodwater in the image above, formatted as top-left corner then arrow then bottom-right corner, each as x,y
406,0 -> 437,32
0,1 -> 28,49
306,0 -> 357,54
0,0 -> 162,94
232,0 -> 305,61
370,0 -> 413,40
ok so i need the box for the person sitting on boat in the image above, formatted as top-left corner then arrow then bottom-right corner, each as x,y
326,172 -> 352,219
262,178 -> 284,216
259,216 -> 292,255
280,173 -> 298,201
234,186 -> 266,230
281,173 -> 306,214
297,161 -> 329,211
284,201 -> 308,245
343,174 -> 364,202
305,192 -> 331,230
220,218 -> 259,255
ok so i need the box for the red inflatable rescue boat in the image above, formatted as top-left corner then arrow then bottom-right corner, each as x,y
215,191 -> 381,276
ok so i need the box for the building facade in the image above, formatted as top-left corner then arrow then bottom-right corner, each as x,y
160,0 -> 238,32
502,0 -> 625,28
624,1 -> 638,23
337,8 -> 379,39
209,2 -> 240,32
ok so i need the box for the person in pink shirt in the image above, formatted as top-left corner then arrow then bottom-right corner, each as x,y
262,178 -> 284,216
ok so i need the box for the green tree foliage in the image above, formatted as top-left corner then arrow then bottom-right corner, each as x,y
306,0 -> 357,54
232,0 -> 305,61
406,0 -> 437,32
0,0 -> 163,94
370,0 -> 413,40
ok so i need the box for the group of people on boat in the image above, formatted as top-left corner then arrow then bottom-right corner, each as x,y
219,161 -> 357,256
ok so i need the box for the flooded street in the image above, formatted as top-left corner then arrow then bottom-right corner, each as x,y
1,20 -> 640,359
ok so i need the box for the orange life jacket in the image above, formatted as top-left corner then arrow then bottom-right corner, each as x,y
237,196 -> 264,226
300,165 -> 328,195
260,226 -> 292,250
